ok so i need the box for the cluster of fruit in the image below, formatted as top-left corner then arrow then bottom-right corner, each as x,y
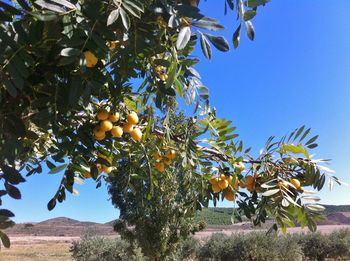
83,152 -> 113,179
93,109 -> 142,142
209,174 -> 237,201
154,65 -> 168,81
280,178 -> 302,191
153,149 -> 177,173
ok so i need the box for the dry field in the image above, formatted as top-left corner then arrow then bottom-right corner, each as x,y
2,224 -> 350,260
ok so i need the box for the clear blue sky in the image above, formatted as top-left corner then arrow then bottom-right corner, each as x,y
4,0 -> 350,223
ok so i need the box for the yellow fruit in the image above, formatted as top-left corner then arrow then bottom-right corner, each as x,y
127,111 -> 139,124
84,51 -> 98,68
131,127 -> 142,141
153,152 -> 162,161
159,74 -> 168,81
245,175 -> 255,192
220,174 -> 226,180
234,179 -> 239,190
290,178 -> 301,189
237,162 -> 245,171
123,123 -> 134,133
94,130 -> 106,141
218,179 -> 229,190
97,109 -> 109,120
165,149 -> 176,160
212,183 -> 221,193
155,162 -> 165,173
93,126 -> 105,136
225,190 -> 235,201
163,157 -> 172,166
111,126 -> 123,138
83,171 -> 91,179
102,165 -> 112,174
279,180 -> 289,189
108,112 -> 120,122
100,120 -> 113,132
209,176 -> 219,185
227,175 -> 233,184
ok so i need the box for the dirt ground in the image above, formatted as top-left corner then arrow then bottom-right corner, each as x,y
2,225 -> 350,260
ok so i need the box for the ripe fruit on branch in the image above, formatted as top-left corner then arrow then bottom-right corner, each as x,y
153,152 -> 162,161
290,178 -> 301,189
94,130 -> 106,141
84,51 -> 98,68
245,175 -> 255,192
100,120 -> 113,132
165,149 -> 176,160
218,179 -> 229,190
155,162 -> 165,173
123,123 -> 134,133
163,157 -> 172,166
225,189 -> 235,201
209,176 -> 219,185
127,111 -> 139,124
111,126 -> 123,138
131,127 -> 142,142
102,166 -> 112,174
212,183 -> 221,193
108,112 -> 120,122
97,109 -> 109,120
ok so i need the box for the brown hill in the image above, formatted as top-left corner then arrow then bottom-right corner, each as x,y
5,217 -> 115,237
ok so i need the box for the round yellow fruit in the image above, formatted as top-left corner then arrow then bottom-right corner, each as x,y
290,178 -> 301,189
155,162 -> 165,173
225,190 -> 235,201
234,179 -> 239,190
220,174 -> 226,180
84,51 -> 98,68
212,183 -> 221,193
237,162 -> 245,171
94,130 -> 106,141
159,74 -> 168,81
209,176 -> 219,185
123,123 -> 134,133
93,126 -> 105,136
127,111 -> 139,124
131,127 -> 142,141
165,149 -> 176,160
108,112 -> 120,122
97,109 -> 109,120
218,179 -> 229,190
100,120 -> 113,132
227,175 -> 233,184
111,126 -> 123,138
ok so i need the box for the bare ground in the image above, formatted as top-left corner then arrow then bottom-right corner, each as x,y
2,224 -> 350,260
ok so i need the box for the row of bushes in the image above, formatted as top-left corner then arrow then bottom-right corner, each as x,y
71,229 -> 350,261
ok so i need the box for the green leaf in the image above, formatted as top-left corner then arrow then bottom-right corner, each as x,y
192,17 -> 225,31
5,183 -> 21,199
244,0 -> 270,8
0,209 -> 14,218
47,198 -> 56,211
119,8 -> 130,30
199,32 -> 212,59
281,144 -> 309,159
48,164 -> 67,174
305,135 -> 319,146
205,34 -> 229,52
232,24 -> 241,49
60,47 -> 81,57
262,188 -> 280,197
176,26 -> 192,50
244,10 -> 256,21
0,230 -> 11,248
30,12 -> 59,21
245,21 -> 255,40
107,9 -> 120,26
2,165 -> 25,185
164,61 -> 177,89
35,0 -> 66,13
51,0 -> 76,9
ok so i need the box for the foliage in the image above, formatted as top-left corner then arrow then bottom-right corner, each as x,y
71,234 -> 145,261
0,0 -> 339,256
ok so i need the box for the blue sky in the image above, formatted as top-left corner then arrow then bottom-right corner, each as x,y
4,0 -> 350,223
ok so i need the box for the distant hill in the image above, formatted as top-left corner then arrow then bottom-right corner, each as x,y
195,205 -> 350,225
5,205 -> 350,237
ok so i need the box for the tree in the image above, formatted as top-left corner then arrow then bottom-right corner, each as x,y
0,0 -> 339,255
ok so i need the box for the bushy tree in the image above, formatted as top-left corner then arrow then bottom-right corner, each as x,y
0,0 -> 339,256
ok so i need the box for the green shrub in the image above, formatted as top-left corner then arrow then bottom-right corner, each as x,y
298,232 -> 329,261
175,237 -> 201,261
275,234 -> 303,261
326,229 -> 350,260
70,235 -> 145,261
